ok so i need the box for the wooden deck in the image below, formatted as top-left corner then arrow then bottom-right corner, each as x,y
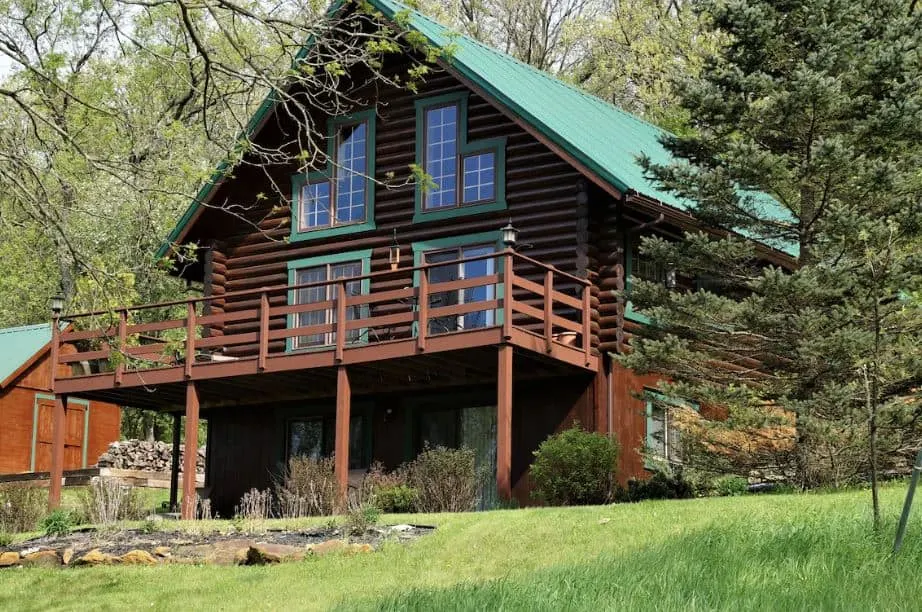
53,250 -> 598,406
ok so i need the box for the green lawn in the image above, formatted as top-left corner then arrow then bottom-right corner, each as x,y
3,485 -> 922,611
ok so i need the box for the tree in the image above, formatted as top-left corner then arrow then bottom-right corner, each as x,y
619,0 -> 922,528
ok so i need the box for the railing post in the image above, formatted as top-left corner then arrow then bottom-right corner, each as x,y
502,250 -> 513,340
258,291 -> 269,372
335,281 -> 346,363
417,270 -> 428,352
544,269 -> 554,353
114,309 -> 127,386
184,302 -> 196,379
582,284 -> 592,366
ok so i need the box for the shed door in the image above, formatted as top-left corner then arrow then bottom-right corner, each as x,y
34,398 -> 86,472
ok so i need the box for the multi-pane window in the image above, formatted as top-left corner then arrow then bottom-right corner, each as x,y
288,415 -> 366,469
646,393 -> 696,466
424,244 -> 496,334
421,102 -> 498,211
300,121 -> 369,231
293,261 -> 364,348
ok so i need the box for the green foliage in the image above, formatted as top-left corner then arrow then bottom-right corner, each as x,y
0,484 -> 46,534
139,519 -> 159,534
40,510 -> 75,537
615,471 -> 694,503
0,532 -> 12,548
713,476 -> 749,497
346,503 -> 380,535
407,446 -> 479,513
373,485 -> 419,514
530,424 -> 619,506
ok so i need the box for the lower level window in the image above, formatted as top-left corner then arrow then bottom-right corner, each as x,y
293,261 -> 364,348
646,392 -> 697,466
424,244 -> 496,334
288,415 -> 366,469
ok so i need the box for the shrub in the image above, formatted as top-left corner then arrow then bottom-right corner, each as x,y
346,502 -> 380,535
616,471 -> 694,503
0,532 -> 12,548
40,509 -> 74,537
0,483 -> 46,533
78,478 -> 145,524
713,475 -> 749,497
529,424 -> 620,506
235,488 -> 273,520
407,446 -> 478,513
276,456 -> 339,518
374,484 -> 419,513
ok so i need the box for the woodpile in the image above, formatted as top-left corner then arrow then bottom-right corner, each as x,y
97,440 -> 205,474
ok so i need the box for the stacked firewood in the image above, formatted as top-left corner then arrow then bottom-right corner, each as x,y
96,440 -> 205,474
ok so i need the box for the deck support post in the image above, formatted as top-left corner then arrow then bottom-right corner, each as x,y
169,411 -> 182,512
181,381 -> 200,520
497,345 -> 513,501
48,394 -> 67,510
335,366 -> 351,507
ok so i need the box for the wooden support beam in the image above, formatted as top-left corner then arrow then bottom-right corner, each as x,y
335,366 -> 351,506
48,394 -> 67,510
258,291 -> 269,371
544,269 -> 553,353
169,412 -> 181,512
502,251 -> 513,339
335,282 -> 347,363
181,381 -> 200,520
417,272 -> 428,352
497,345 -> 513,500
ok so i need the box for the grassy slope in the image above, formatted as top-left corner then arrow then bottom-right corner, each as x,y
3,486 -> 922,611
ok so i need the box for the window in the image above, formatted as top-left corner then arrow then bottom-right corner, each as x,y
424,244 -> 497,334
645,392 -> 698,467
287,415 -> 367,469
414,93 -> 506,222
286,251 -> 372,351
291,110 -> 376,241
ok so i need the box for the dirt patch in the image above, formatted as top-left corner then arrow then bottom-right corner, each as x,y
1,524 -> 434,568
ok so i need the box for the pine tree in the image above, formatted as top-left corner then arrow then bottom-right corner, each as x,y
619,0 -> 922,527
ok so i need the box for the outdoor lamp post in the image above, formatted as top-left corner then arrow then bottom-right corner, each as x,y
665,265 -> 677,290
501,220 -> 519,250
389,229 -> 401,271
49,294 -> 65,318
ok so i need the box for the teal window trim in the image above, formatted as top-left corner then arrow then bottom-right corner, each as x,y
624,232 -> 651,325
411,231 -> 506,329
31,394 -> 91,471
643,389 -> 698,470
286,249 -> 373,353
290,109 -> 377,242
413,91 -> 507,223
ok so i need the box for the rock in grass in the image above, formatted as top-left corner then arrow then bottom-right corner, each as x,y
307,539 -> 347,556
119,550 -> 158,565
75,549 -> 117,566
153,546 -> 171,558
242,544 -> 307,565
0,551 -> 21,567
62,547 -> 75,565
22,550 -> 62,568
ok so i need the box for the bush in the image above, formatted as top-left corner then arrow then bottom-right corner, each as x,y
40,509 -> 74,537
0,483 -> 46,533
616,470 -> 694,503
235,488 -> 273,520
276,456 -> 339,518
0,531 -> 13,547
529,424 -> 620,506
346,502 -> 380,535
374,484 -> 419,513
78,478 -> 145,524
407,446 -> 478,513
713,475 -> 749,497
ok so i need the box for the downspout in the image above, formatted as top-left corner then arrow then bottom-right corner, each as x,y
606,353 -> 615,439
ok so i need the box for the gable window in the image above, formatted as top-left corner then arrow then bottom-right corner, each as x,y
645,391 -> 698,468
286,250 -> 372,350
288,414 -> 368,469
291,110 -> 376,241
413,232 -> 504,336
414,92 -> 506,222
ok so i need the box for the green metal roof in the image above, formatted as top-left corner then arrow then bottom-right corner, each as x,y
157,0 -> 794,259
0,323 -> 54,388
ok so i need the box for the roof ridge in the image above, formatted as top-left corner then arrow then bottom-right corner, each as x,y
0,322 -> 51,335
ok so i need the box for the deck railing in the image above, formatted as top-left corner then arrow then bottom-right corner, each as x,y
55,250 -> 593,382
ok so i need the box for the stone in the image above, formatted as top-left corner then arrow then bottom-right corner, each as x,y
390,524 -> 414,532
153,546 -> 172,558
22,550 -> 62,568
119,550 -> 158,565
307,539 -> 347,556
598,518 -> 611,525
0,551 -> 21,567
75,549 -> 117,566
174,539 -> 254,566
61,547 -> 75,565
241,544 -> 307,565
348,543 -> 373,554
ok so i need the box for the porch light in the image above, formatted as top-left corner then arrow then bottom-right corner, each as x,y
49,294 -> 65,317
501,220 -> 519,249
389,229 -> 401,271
665,266 -> 677,290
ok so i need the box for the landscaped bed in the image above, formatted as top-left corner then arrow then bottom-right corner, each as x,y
0,523 -> 434,568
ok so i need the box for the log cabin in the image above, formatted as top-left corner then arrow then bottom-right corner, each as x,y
0,323 -> 120,476
47,0 -> 793,517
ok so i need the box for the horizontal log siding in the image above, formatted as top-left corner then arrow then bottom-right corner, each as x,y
203,69 -> 595,353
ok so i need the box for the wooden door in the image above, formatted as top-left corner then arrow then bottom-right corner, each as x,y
34,398 -> 85,472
